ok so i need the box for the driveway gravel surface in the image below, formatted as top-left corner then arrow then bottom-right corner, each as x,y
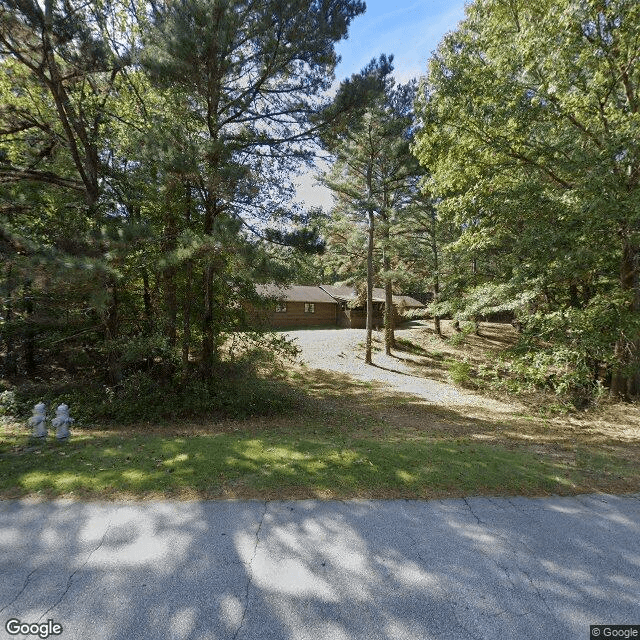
2,494 -> 639,640
284,327 -> 518,416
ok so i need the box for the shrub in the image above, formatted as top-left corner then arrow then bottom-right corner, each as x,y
0,389 -> 17,417
446,360 -> 474,386
448,332 -> 466,347
12,371 -> 303,425
10,333 -> 304,425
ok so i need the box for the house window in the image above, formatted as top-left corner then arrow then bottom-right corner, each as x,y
275,303 -> 287,313
304,303 -> 315,313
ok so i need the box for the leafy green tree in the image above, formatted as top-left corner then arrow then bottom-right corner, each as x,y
0,0 -> 136,208
414,0 -> 640,398
0,0 -> 150,382
141,0 -> 365,377
321,57 -> 421,360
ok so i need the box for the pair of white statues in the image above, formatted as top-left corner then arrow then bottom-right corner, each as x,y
28,403 -> 74,440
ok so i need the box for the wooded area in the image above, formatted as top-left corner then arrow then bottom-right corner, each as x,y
317,0 -> 639,401
1,0 -> 638,423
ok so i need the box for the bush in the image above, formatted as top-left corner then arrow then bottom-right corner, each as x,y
0,389 -> 17,417
476,337 -> 609,408
6,328 -> 305,425
446,360 -> 474,386
12,370 -> 303,425
448,332 -> 466,347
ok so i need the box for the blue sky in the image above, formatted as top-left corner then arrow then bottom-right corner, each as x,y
334,0 -> 467,83
295,0 -> 467,209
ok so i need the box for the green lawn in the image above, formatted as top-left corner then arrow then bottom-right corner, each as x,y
2,334 -> 639,501
2,413 -> 637,500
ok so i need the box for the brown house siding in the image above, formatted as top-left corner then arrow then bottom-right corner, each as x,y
266,301 -> 337,327
337,302 -> 384,329
253,284 -> 424,329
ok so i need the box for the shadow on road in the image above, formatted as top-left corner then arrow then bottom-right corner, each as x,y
1,495 -> 639,639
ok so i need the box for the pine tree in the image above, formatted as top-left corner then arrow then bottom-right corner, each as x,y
321,57 -> 421,360
141,0 -> 365,378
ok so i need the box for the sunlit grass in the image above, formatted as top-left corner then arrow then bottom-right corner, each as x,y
2,327 -> 639,502
2,420 -> 637,500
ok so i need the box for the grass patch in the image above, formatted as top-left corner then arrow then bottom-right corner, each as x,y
2,321 -> 639,501
2,412 -> 639,500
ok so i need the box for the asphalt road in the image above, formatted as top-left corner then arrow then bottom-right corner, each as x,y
1,494 -> 639,640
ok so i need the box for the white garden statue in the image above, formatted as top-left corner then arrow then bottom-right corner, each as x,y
52,404 -> 74,440
28,402 -> 48,439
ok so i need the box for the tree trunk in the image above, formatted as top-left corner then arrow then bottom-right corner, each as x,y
610,239 -> 640,399
610,338 -> 628,399
569,283 -> 580,308
365,210 -> 375,365
142,269 -> 152,336
3,263 -> 16,376
434,315 -> 442,336
380,186 -> 395,355
200,161 -> 221,379
431,212 -> 442,337
23,282 -> 35,376
105,279 -> 121,384
182,260 -> 193,369
201,262 -> 216,379
182,184 -> 193,370
164,268 -> 177,348
383,276 -> 394,356
163,185 -> 178,349
628,242 -> 640,398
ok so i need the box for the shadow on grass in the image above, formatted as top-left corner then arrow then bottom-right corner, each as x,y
0,425 -> 584,500
2,365 -> 639,499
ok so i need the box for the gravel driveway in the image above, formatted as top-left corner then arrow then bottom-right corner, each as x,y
283,326 -> 519,417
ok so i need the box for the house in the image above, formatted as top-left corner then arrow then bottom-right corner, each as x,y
318,284 -> 382,328
254,284 -> 425,329
254,284 -> 338,327
319,285 -> 425,328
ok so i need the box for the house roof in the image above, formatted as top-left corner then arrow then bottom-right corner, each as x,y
256,284 -> 425,307
392,294 -> 425,308
319,285 -> 424,308
318,284 -> 360,302
256,284 -> 337,304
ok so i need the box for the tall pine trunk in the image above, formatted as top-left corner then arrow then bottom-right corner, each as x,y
381,191 -> 395,355
383,266 -> 394,356
142,270 -> 152,336
201,195 -> 219,380
182,260 -> 193,369
365,210 -> 375,365
23,281 -> 35,375
163,183 -> 178,349
202,264 -> 216,379
105,278 -> 121,384
431,212 -> 442,337
182,183 -> 193,370
3,263 -> 16,376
